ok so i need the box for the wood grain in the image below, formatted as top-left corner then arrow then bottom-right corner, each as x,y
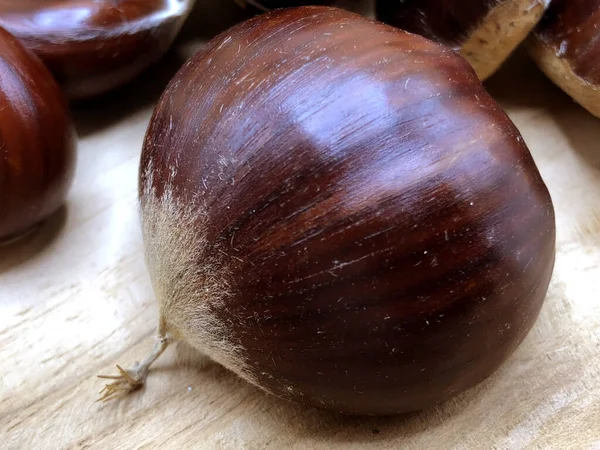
1,5 -> 599,450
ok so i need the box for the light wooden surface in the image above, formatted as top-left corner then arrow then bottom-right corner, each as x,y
2,3 -> 600,449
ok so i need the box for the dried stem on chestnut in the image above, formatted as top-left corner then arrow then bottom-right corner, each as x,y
98,327 -> 173,402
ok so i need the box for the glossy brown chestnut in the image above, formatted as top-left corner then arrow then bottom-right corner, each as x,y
528,0 -> 600,118
234,0 -> 334,11
376,0 -> 550,80
0,27 -> 76,242
0,1 -> 194,99
100,6 -> 555,415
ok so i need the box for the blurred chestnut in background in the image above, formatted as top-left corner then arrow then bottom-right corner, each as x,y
102,6 -> 555,415
528,0 -> 600,118
376,0 -> 550,80
0,27 -> 76,243
0,1 -> 194,99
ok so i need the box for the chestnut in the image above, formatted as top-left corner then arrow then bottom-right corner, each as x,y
528,0 -> 600,118
376,0 -> 550,80
0,27 -> 76,242
234,0 -> 335,12
100,6 -> 555,415
0,1 -> 194,99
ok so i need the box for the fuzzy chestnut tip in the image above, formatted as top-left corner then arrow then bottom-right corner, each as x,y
103,6 -> 555,415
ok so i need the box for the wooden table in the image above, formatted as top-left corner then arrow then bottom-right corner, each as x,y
1,3 -> 599,449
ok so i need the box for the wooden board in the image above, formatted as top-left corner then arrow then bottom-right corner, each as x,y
1,3 -> 599,449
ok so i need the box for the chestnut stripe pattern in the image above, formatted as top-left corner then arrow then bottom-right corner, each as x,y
141,7 -> 555,415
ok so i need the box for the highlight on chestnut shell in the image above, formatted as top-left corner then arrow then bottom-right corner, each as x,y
0,0 -> 194,99
99,6 -> 556,415
376,0 -> 550,80
0,26 -> 76,243
528,0 -> 600,118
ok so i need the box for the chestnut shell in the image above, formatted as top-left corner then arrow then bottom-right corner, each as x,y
0,1 -> 193,99
141,7 -> 555,415
0,26 -> 76,242
236,0 -> 335,11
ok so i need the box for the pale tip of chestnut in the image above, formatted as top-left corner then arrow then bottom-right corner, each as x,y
527,0 -> 600,118
527,37 -> 600,118
461,0 -> 549,80
376,0 -> 550,81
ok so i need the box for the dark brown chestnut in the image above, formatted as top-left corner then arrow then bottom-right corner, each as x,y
376,0 -> 550,80
234,0 -> 335,12
100,6 -> 555,415
528,0 -> 600,118
0,26 -> 76,243
234,0 -> 368,16
0,1 -> 194,99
